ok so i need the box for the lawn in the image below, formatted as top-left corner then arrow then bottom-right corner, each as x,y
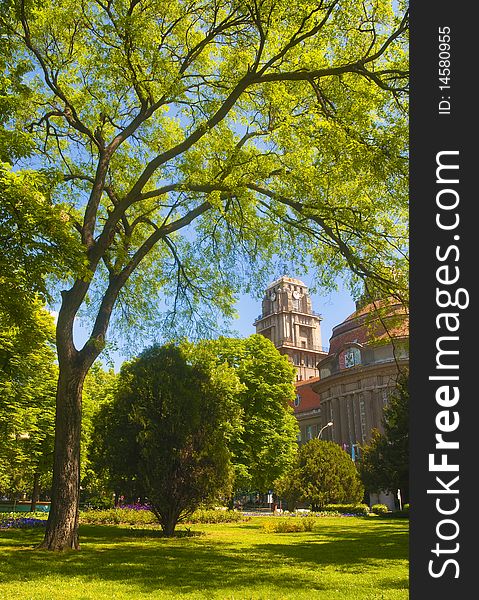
0,516 -> 408,600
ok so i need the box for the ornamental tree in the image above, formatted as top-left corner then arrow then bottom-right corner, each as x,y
92,344 -> 241,535
275,439 -> 364,510
1,0 -> 408,549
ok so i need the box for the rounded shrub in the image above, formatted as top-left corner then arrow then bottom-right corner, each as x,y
371,503 -> 389,515
263,517 -> 317,533
323,503 -> 370,516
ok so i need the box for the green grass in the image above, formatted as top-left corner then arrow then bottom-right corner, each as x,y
0,517 -> 408,599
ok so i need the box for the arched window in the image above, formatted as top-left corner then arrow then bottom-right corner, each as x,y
344,346 -> 361,368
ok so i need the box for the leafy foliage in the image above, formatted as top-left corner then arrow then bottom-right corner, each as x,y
320,503 -> 370,516
0,302 -> 57,499
0,164 -> 84,328
91,335 -> 299,507
91,344 -> 241,535
371,503 -> 389,515
193,335 -> 298,493
78,507 -> 245,526
275,439 -> 364,510
80,363 -> 118,505
263,517 -> 317,533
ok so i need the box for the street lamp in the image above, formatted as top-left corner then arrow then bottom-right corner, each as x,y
317,421 -> 333,439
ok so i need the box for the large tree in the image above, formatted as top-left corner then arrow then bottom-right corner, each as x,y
197,335 -> 298,494
1,0 -> 408,548
92,344 -> 241,535
91,336 -> 297,503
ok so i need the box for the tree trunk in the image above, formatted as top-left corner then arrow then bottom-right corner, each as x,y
30,471 -> 40,512
162,513 -> 178,537
38,362 -> 87,550
157,506 -> 180,537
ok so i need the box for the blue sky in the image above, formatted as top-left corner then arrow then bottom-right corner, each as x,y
70,276 -> 356,372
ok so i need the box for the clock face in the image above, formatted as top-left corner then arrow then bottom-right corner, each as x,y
292,290 -> 301,299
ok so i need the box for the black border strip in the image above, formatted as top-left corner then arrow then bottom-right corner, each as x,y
410,2 -> 476,596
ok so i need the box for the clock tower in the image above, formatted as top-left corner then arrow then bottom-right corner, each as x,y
254,276 -> 328,380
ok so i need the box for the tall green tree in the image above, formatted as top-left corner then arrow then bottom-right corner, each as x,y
80,363 -> 118,506
275,439 -> 364,510
196,335 -> 298,493
0,302 -> 57,506
359,370 -> 409,503
1,0 -> 408,548
93,344 -> 241,535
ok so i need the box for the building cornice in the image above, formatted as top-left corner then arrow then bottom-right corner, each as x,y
312,357 -> 409,394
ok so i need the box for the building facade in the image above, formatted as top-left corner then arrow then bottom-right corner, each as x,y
292,377 -> 322,443
311,300 -> 409,458
254,276 -> 328,381
254,279 -> 408,458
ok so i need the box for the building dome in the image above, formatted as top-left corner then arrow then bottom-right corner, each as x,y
328,299 -> 409,355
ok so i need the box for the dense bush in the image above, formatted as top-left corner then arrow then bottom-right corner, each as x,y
323,503 -> 370,516
263,517 -> 317,533
185,509 -> 246,524
79,507 -> 246,526
79,508 -> 156,525
371,504 -> 389,515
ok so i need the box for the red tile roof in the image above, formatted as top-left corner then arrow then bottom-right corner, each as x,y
329,300 -> 409,355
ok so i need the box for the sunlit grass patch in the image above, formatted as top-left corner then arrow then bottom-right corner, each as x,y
0,516 -> 408,599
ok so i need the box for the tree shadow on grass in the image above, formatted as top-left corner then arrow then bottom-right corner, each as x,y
0,521 -> 408,596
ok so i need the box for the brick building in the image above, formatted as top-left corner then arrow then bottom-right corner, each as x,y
253,279 -> 408,464
292,377 -> 322,443
311,299 -> 409,457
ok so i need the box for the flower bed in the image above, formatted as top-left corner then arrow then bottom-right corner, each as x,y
0,513 -> 47,529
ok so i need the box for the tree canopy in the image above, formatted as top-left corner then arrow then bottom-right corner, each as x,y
196,335 -> 298,493
1,0 -> 408,347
